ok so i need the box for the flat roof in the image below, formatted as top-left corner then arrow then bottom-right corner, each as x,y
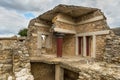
38,4 -> 99,21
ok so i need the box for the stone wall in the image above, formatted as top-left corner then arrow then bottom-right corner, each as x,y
76,20 -> 108,33
0,40 -> 34,80
0,39 -> 17,50
104,31 -> 120,64
0,49 -> 13,80
63,34 -> 75,56
31,62 -> 55,80
54,21 -> 75,31
27,19 -> 53,56
12,41 -> 34,80
96,35 -> 107,60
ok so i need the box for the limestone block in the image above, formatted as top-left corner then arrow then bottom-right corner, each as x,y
16,75 -> 34,80
0,59 -> 12,64
0,75 -> 6,80
15,68 -> 30,77
8,76 -> 13,80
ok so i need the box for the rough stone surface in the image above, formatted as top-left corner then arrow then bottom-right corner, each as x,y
0,49 -> 13,80
104,31 -> 120,64
31,62 -> 55,80
0,40 -> 34,80
12,41 -> 34,80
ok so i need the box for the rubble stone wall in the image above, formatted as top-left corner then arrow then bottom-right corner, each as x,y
27,19 -> 52,56
0,39 -> 17,50
12,41 -> 34,80
0,49 -> 13,80
104,31 -> 120,64
0,41 -> 34,80
96,35 -> 107,60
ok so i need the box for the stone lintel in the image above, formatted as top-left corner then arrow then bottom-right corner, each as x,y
76,30 -> 110,36
52,13 -> 75,25
34,22 -> 50,27
77,15 -> 105,25
54,28 -> 76,34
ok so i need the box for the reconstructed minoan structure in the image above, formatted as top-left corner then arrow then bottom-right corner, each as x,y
27,4 -> 110,59
0,4 -> 120,80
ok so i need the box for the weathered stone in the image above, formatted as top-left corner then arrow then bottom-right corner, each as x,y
8,76 -> 13,80
104,34 -> 120,64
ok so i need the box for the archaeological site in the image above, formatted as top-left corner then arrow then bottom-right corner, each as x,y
0,4 -> 120,80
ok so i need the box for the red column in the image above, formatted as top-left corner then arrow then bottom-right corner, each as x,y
56,33 -> 64,57
57,37 -> 63,57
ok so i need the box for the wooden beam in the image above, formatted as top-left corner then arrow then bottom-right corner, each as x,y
76,30 -> 110,36
54,28 -> 76,34
77,15 -> 104,25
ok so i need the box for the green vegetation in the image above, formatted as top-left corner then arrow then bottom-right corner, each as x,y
18,28 -> 28,36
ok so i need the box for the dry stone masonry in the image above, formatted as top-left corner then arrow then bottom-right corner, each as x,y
0,40 -> 34,80
0,49 -> 13,80
12,41 -> 34,80
104,31 -> 120,64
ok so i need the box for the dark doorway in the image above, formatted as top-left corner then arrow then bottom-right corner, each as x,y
64,69 -> 79,80
78,37 -> 83,55
86,36 -> 92,56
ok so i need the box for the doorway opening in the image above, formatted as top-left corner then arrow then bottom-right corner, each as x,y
78,37 -> 83,56
86,36 -> 92,56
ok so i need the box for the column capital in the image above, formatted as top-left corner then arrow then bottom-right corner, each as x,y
55,33 -> 65,38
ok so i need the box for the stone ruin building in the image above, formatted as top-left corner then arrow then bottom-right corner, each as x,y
0,4 -> 120,80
